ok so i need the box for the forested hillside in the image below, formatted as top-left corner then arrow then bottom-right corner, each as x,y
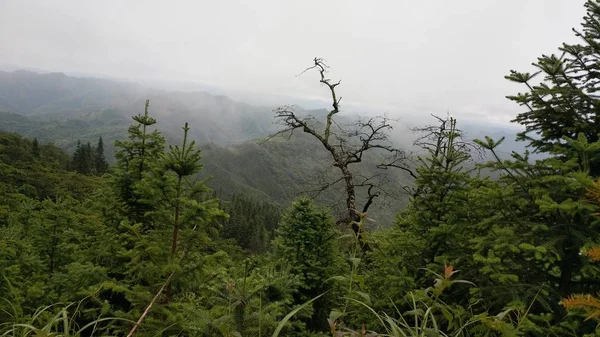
0,67 -> 528,224
0,70 -> 279,157
199,132 -> 412,227
5,1 -> 600,336
0,70 -> 526,161
0,70 -> 415,224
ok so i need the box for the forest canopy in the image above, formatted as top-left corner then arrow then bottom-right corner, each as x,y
5,1 -> 600,336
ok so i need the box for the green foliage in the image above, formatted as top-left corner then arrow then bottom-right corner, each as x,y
112,99 -> 166,226
368,124 -> 600,336
367,117 -> 476,312
7,1 -> 600,335
505,0 -> 600,175
198,257 -> 300,337
90,103 -> 232,335
70,137 -> 108,176
220,194 -> 281,253
94,137 -> 108,175
31,138 -> 40,158
71,140 -> 93,175
0,132 -> 105,325
0,300 -> 123,337
274,197 -> 345,332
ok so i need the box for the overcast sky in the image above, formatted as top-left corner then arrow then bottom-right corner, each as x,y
0,0 -> 588,126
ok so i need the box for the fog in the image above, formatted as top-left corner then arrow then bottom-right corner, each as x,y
0,0 -> 587,126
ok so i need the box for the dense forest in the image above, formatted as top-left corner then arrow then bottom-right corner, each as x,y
5,1 -> 600,336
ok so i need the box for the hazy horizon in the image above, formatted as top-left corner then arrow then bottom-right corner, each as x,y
0,0 -> 588,126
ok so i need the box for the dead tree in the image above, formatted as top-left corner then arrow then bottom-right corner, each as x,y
269,58 -> 412,251
383,114 -> 482,198
411,114 -> 482,158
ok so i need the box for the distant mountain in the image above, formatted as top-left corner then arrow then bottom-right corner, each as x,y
0,70 -> 412,224
459,121 -> 545,161
0,70 -> 279,157
199,132 -> 413,227
0,69 -> 535,225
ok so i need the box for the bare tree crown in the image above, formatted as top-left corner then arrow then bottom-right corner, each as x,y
268,58 -> 413,251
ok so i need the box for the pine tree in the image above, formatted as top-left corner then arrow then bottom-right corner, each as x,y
220,194 -> 281,252
112,99 -> 165,225
32,137 -> 40,158
462,134 -> 600,336
505,0 -> 600,175
274,197 -> 343,332
138,122 -> 226,299
85,142 -> 93,173
94,137 -> 108,175
402,116 -> 475,267
370,116 -> 478,309
479,2 -> 600,325
99,115 -> 226,335
91,101 -> 169,332
72,141 -> 81,172
71,140 -> 93,175
562,179 -> 600,323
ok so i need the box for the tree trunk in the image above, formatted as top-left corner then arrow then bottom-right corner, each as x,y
340,166 -> 371,251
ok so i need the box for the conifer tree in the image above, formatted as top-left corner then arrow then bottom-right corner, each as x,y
71,140 -> 93,175
135,122 -> 225,299
472,135 -> 599,306
85,141 -> 93,172
369,116 -> 478,310
373,3 -> 600,332
100,115 -> 226,334
406,116 -> 475,263
274,197 -> 343,332
91,101 -> 169,332
506,0 -> 600,175
113,99 -> 165,225
94,136 -> 108,174
32,137 -> 40,158
72,140 -> 81,172
220,194 -> 281,252
399,117 -> 474,269
476,2 -> 600,324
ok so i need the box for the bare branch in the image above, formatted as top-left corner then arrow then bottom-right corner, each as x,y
362,184 -> 380,213
378,150 -> 417,180
378,163 -> 417,180
412,113 -> 484,160
266,58 -> 416,252
127,271 -> 175,337
300,175 -> 346,199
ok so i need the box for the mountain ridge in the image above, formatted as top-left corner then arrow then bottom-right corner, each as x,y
0,69 -> 529,225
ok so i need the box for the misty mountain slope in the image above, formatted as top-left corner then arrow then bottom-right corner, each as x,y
0,70 -> 137,118
0,105 -> 130,159
0,69 -> 531,225
0,70 -> 279,150
0,70 -> 528,156
200,132 -> 413,227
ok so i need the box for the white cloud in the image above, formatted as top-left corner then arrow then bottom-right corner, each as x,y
0,0 -> 587,125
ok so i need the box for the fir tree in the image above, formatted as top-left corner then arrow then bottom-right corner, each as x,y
99,115 -> 226,334
112,99 -> 165,225
368,116 -> 478,316
71,140 -> 93,175
220,194 -> 281,252
506,0 -> 600,175
394,117 -> 475,271
32,137 -> 40,158
274,197 -> 343,332
94,136 -> 108,175
139,122 -> 226,299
